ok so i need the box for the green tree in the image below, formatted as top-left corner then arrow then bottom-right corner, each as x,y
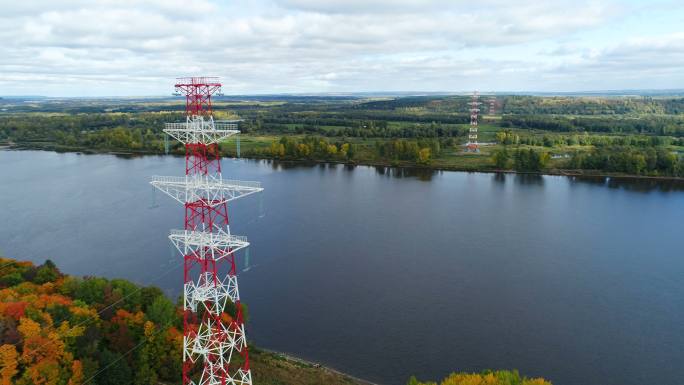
147,296 -> 175,326
34,260 -> 60,284
492,149 -> 510,169
97,349 -> 133,385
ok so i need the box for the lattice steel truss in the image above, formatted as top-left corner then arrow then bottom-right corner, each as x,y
152,77 -> 262,385
466,91 -> 481,152
488,96 -> 496,116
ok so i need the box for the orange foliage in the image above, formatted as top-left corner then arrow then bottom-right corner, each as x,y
67,360 -> 83,385
24,359 -> 60,385
2,301 -> 28,320
112,309 -> 145,326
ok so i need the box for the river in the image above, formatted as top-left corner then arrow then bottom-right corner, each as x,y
1,150 -> 683,385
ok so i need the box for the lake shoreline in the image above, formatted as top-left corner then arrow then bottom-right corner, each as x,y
5,142 -> 684,183
252,347 -> 382,385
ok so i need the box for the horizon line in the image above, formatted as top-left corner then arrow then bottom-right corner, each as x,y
2,88 -> 684,99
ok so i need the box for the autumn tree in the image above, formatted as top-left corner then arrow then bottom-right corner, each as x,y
0,344 -> 18,385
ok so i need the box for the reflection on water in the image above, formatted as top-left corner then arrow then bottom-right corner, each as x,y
493,172 -> 507,184
514,173 -> 545,186
570,175 -> 684,193
265,159 -> 318,171
373,165 -> 438,181
244,159 -> 684,192
491,172 -> 545,186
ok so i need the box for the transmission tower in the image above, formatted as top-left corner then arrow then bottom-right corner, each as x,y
488,96 -> 496,117
152,77 -> 263,385
466,91 -> 481,152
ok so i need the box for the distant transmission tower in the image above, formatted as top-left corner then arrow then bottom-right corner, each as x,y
466,91 -> 481,152
484,94 -> 497,122
488,95 -> 496,116
152,77 -> 263,385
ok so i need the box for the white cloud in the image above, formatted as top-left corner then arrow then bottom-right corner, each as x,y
0,0 -> 680,95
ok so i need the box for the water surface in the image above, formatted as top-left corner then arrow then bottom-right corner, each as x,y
1,150 -> 683,385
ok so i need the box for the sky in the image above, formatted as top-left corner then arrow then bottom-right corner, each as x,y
1,0 -> 683,96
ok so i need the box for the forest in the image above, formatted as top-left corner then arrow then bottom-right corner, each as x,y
0,257 -> 181,384
1,94 -> 683,178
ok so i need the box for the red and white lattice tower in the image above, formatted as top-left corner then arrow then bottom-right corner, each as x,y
152,77 -> 262,385
466,91 -> 481,152
488,96 -> 496,117
484,94 -> 497,122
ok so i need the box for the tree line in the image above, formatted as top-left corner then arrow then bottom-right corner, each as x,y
492,148 -> 550,172
501,95 -> 684,115
568,146 -> 683,176
251,136 -> 442,166
501,115 -> 684,136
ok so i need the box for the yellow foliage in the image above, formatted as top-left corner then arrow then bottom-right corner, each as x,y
0,344 -> 18,385
418,147 -> 431,164
413,371 -> 552,385
523,380 -> 551,385
269,142 -> 285,157
69,304 -> 98,319
297,143 -> 311,157
144,320 -> 156,339
340,143 -> 350,157
57,321 -> 85,341
17,317 -> 42,339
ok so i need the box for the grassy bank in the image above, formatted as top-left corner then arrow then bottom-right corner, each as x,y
251,348 -> 372,385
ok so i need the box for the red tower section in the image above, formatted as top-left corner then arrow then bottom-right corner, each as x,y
176,77 -> 222,116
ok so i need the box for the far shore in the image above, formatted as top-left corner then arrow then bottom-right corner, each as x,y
4,142 -> 684,183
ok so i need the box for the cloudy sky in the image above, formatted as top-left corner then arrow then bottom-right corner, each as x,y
1,0 -> 683,96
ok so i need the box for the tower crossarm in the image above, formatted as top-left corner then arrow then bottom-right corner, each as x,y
164,116 -> 241,145
151,176 -> 263,206
169,229 -> 250,259
175,77 -> 221,87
